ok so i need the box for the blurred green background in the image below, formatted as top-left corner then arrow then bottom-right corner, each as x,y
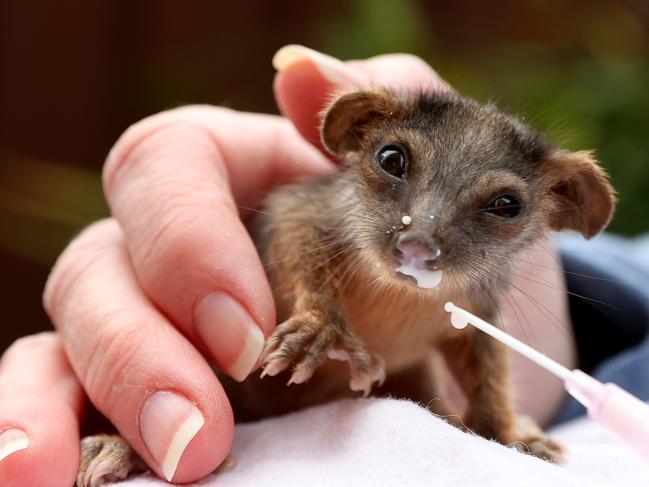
1,0 -> 648,351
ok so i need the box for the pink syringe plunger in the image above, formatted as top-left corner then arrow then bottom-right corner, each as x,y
444,302 -> 649,461
565,370 -> 649,459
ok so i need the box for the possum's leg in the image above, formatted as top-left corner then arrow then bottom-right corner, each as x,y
260,222 -> 385,396
510,415 -> 565,462
377,359 -> 456,414
441,326 -> 565,462
76,435 -> 143,487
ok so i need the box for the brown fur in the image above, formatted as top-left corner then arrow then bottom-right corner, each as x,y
235,88 -> 614,452
77,88 -> 614,484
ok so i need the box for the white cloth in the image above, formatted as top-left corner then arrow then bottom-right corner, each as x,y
119,398 -> 649,486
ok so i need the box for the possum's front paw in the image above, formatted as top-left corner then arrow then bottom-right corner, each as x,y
77,434 -> 143,487
261,310 -> 385,396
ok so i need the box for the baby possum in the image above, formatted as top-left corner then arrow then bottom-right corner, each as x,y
76,88 -> 615,486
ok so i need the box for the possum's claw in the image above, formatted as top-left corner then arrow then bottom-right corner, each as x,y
508,415 -> 567,464
262,312 -> 337,383
349,358 -> 386,397
77,435 -> 143,487
262,311 -> 385,395
328,348 -> 385,396
260,357 -> 291,378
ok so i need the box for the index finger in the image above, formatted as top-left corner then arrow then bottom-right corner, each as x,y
272,45 -> 451,152
103,108 -> 334,381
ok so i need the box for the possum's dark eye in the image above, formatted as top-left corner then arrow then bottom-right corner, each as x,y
485,194 -> 522,219
376,145 -> 407,179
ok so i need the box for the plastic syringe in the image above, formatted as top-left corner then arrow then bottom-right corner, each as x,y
444,302 -> 649,460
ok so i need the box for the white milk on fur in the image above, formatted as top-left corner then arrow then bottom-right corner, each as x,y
396,263 -> 443,289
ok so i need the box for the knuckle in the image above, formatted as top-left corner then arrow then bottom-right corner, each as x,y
134,190 -> 234,286
1,332 -> 59,365
135,199 -> 199,276
394,53 -> 427,67
81,314 -> 152,410
102,105 -> 232,198
43,219 -> 122,321
372,53 -> 438,81
102,111 -> 170,191
378,52 -> 429,71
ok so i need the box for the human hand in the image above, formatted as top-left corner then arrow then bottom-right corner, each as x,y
0,47 -> 445,486
0,46 -> 571,486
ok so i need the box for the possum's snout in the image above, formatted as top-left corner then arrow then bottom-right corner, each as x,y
394,231 -> 441,270
393,230 -> 444,289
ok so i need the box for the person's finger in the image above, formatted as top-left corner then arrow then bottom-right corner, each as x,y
271,45 -> 368,150
272,44 -> 451,152
0,332 -> 84,487
102,108 -> 333,381
497,235 -> 575,426
44,219 -> 234,483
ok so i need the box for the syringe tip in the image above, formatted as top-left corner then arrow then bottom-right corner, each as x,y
445,302 -> 469,329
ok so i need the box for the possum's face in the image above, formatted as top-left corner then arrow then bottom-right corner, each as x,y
321,89 -> 616,294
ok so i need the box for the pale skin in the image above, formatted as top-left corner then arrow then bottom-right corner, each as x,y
0,46 -> 575,486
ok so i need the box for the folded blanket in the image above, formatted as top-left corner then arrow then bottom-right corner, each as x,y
117,398 -> 649,486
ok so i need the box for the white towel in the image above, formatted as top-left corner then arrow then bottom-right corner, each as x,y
119,398 -> 649,486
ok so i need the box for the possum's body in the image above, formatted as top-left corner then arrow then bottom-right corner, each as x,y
224,172 -> 478,421
76,88 -> 615,487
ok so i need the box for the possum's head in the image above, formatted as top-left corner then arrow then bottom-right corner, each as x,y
320,88 -> 616,293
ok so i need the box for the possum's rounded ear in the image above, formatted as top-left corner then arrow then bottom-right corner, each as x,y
321,89 -> 400,155
541,150 -> 616,239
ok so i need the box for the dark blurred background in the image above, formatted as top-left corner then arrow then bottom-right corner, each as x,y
1,0 -> 648,352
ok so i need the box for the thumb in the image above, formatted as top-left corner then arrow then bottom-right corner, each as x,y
272,45 -> 450,152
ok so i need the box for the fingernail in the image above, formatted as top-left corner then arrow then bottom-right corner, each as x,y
140,391 -> 205,481
272,44 -> 365,85
0,428 -> 29,462
195,293 -> 265,382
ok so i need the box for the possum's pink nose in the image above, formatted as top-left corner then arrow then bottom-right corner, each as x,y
395,232 -> 441,269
